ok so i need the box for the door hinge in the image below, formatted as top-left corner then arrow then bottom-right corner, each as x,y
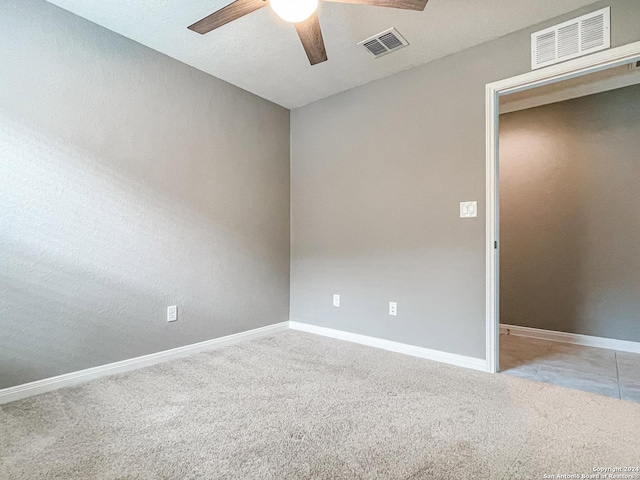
494,241 -> 498,249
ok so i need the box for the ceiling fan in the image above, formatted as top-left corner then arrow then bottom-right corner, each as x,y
188,0 -> 429,66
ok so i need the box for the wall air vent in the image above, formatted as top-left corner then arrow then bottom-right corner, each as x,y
358,28 -> 408,58
531,7 -> 610,70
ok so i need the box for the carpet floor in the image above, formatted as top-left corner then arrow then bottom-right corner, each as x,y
1,330 -> 639,479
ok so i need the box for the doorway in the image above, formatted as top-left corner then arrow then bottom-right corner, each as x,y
485,41 -> 640,399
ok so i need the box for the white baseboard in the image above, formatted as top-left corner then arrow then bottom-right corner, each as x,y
0,322 -> 289,405
290,321 -> 488,372
1,319 -> 494,405
500,324 -> 640,354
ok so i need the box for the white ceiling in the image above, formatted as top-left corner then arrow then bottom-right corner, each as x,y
501,63 -> 640,113
45,0 -> 601,109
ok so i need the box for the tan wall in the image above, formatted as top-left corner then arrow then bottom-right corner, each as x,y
290,0 -> 640,359
0,0 -> 290,388
500,84 -> 640,341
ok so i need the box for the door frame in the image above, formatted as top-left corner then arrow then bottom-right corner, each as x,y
485,40 -> 640,374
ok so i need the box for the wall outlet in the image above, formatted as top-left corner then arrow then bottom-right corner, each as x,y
333,294 -> 340,307
167,305 -> 178,322
389,302 -> 398,316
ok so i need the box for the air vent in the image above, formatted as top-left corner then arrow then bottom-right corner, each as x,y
363,39 -> 387,57
531,7 -> 610,70
358,28 -> 408,58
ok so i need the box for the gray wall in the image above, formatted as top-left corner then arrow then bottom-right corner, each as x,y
500,85 -> 640,341
290,0 -> 640,360
0,0 -> 290,388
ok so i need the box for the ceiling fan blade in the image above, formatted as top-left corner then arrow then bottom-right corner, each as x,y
294,13 -> 328,65
323,0 -> 427,11
188,0 -> 267,34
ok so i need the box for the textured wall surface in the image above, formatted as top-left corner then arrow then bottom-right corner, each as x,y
500,85 -> 640,341
290,0 -> 640,360
0,0 -> 290,389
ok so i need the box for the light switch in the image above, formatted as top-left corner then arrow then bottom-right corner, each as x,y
333,294 -> 340,308
460,201 -> 478,218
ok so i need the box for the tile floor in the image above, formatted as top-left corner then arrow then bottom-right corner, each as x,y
499,333 -> 640,403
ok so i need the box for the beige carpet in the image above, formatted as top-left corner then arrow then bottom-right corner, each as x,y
1,330 -> 639,479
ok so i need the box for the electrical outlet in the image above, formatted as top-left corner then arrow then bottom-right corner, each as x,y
167,305 -> 178,322
333,294 -> 340,308
389,302 -> 397,316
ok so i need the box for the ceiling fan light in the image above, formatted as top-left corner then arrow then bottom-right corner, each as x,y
270,0 -> 318,23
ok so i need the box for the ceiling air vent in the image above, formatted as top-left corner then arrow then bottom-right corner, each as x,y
531,7 -> 610,70
358,28 -> 408,58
